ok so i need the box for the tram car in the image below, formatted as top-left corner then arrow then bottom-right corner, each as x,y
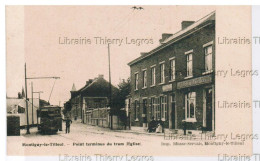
37,105 -> 62,133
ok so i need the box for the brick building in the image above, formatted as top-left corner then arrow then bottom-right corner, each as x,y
128,12 -> 215,132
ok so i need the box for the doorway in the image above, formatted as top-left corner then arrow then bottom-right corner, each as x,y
205,88 -> 213,131
143,99 -> 148,127
171,93 -> 176,129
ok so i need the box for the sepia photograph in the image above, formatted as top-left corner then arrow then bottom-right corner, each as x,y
6,6 -> 252,157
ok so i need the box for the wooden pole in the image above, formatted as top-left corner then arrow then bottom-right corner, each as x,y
25,63 -> 30,134
31,82 -> 34,125
108,44 -> 113,130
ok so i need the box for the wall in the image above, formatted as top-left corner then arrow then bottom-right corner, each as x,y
129,22 -> 215,130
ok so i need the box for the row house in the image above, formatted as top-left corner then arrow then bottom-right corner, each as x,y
127,11 -> 215,132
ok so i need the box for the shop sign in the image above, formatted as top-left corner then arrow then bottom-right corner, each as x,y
177,75 -> 212,89
162,84 -> 173,92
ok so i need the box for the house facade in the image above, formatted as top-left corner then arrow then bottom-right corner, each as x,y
66,74 -> 119,123
7,97 -> 42,127
128,12 -> 215,132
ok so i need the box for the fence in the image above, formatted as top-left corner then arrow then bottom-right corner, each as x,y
84,108 -> 127,130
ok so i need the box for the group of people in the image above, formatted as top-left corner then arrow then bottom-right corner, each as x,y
147,116 -> 164,133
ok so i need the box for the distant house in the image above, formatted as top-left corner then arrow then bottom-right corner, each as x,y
65,74 -> 119,122
7,87 -> 50,127
7,97 -> 40,127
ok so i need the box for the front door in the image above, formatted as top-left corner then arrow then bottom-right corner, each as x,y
143,99 -> 148,125
171,94 -> 176,129
205,88 -> 213,131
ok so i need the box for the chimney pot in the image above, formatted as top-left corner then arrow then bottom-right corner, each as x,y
88,79 -> 93,83
181,21 -> 195,30
159,33 -> 173,44
140,52 -> 147,56
98,74 -> 104,78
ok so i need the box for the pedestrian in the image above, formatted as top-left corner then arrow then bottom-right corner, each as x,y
147,116 -> 157,133
64,117 -> 72,134
156,119 -> 164,133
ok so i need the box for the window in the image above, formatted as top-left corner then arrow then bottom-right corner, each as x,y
186,53 -> 193,77
185,92 -> 196,121
170,94 -> 176,108
156,98 -> 160,120
134,100 -> 139,120
134,73 -> 139,90
160,63 -> 165,83
151,67 -> 156,86
170,59 -> 175,81
160,95 -> 167,121
204,45 -> 213,72
18,106 -> 25,113
152,97 -> 160,120
142,70 -> 147,88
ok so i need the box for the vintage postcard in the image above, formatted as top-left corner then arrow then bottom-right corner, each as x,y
6,5 -> 253,158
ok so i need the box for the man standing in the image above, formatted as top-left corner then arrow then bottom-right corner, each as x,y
147,116 -> 157,133
64,117 -> 72,134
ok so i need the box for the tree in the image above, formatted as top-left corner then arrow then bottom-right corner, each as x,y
111,78 -> 130,115
63,101 -> 72,115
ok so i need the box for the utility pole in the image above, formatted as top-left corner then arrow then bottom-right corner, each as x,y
24,63 -> 60,134
25,63 -> 30,134
31,82 -> 34,125
108,44 -> 113,130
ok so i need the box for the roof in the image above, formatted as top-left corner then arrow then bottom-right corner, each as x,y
128,11 -> 215,66
42,105 -> 61,108
6,98 -> 40,113
78,78 -> 99,92
70,75 -> 119,98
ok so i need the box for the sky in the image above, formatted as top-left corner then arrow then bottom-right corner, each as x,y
6,6 -> 216,105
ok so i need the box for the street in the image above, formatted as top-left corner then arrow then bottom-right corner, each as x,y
7,121 -> 166,156
7,119 -> 242,157
17,121 -> 163,142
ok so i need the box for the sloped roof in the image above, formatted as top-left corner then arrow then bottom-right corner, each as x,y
6,98 -> 40,113
128,11 -> 215,66
70,76 -> 119,99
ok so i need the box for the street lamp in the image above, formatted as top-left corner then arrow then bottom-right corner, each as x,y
24,63 -> 60,134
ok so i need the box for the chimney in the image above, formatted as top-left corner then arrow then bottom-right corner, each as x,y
88,79 -> 93,83
181,21 -> 195,30
159,33 -> 173,44
140,52 -> 147,56
98,74 -> 104,79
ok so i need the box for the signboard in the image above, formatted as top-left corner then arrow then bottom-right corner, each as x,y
177,75 -> 212,89
162,84 -> 173,92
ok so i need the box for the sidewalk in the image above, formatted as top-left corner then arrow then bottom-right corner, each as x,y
104,125 -> 214,138
77,121 -> 214,138
114,126 -> 165,136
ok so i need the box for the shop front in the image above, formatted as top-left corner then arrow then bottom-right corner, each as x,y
176,74 -> 215,132
162,84 -> 177,129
